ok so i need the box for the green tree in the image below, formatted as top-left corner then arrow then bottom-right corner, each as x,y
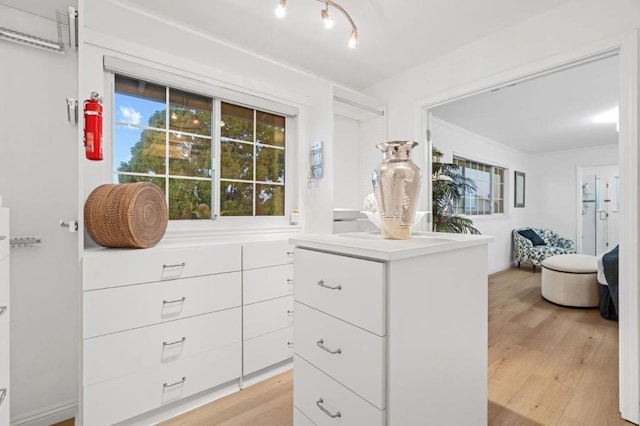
432,147 -> 480,234
118,107 -> 212,220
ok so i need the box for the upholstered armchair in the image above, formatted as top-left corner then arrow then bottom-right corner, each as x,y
513,227 -> 576,272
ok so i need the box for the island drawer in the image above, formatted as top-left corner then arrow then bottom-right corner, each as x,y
294,302 -> 385,409
294,248 -> 386,336
294,356 -> 384,426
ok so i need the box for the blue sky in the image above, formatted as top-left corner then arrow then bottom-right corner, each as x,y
113,93 -> 165,172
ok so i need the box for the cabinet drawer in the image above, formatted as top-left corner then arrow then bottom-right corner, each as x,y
294,249 -> 386,336
0,257 -> 7,313
84,272 -> 240,338
243,327 -> 293,376
83,244 -> 241,290
243,241 -> 294,270
243,264 -> 294,305
0,209 -> 7,262
294,407 -> 316,426
83,342 -> 241,426
294,302 -> 385,409
84,307 -> 241,386
294,356 -> 384,426
243,295 -> 294,340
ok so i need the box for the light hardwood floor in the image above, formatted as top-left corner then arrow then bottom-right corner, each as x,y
57,267 -> 627,426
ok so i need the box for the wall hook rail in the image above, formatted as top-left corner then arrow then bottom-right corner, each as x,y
10,237 -> 42,248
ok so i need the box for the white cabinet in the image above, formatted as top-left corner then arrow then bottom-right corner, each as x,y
0,209 -> 8,426
82,244 -> 243,426
242,241 -> 295,377
291,233 -> 492,425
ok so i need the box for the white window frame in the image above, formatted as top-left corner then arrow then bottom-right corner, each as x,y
103,56 -> 299,235
452,155 -> 507,220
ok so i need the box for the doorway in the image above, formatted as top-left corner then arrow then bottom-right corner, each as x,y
417,36 -> 638,423
579,165 -> 620,256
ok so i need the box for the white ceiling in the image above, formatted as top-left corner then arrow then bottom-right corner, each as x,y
4,0 -> 615,155
108,0 -> 575,90
430,55 -> 619,155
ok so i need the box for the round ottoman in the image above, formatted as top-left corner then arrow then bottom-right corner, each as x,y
541,254 -> 599,307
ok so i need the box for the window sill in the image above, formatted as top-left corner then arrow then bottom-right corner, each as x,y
460,214 -> 507,222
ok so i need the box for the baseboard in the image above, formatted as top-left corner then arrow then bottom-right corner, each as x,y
11,400 -> 77,426
116,379 -> 241,426
489,263 -> 517,277
241,359 -> 293,389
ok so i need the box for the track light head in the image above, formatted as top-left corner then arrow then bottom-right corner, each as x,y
321,5 -> 334,29
275,0 -> 287,18
347,27 -> 357,48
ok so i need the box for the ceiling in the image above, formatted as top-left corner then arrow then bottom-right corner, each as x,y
4,0 -> 616,155
93,0 -> 575,90
430,55 -> 619,155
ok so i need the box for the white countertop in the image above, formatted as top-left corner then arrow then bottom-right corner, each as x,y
290,231 -> 494,261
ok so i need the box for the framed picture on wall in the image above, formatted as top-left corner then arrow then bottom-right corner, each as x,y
514,171 -> 525,208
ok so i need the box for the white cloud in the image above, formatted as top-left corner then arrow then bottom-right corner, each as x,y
120,106 -> 142,125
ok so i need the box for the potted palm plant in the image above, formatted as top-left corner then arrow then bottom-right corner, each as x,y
432,147 -> 480,234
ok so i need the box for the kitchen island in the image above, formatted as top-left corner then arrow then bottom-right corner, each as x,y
290,231 -> 493,425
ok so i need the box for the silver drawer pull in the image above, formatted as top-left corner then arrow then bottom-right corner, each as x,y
317,339 -> 341,355
286,278 -> 294,284
287,310 -> 294,316
163,297 -> 186,305
163,377 -> 186,389
0,388 -> 6,407
317,280 -> 341,290
286,251 -> 294,256
0,306 -> 6,318
163,337 -> 186,347
163,262 -> 185,269
316,398 -> 341,418
287,341 -> 294,348
0,235 -> 6,241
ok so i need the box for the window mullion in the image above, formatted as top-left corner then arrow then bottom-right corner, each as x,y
165,86 -> 170,208
214,99 -> 222,220
253,109 -> 257,217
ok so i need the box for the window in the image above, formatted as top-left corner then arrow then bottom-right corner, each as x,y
453,157 -> 505,216
113,75 -> 287,220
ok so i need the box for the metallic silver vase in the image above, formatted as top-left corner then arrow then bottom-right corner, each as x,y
372,141 -> 422,239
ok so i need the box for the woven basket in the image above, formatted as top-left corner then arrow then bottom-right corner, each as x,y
84,182 -> 168,248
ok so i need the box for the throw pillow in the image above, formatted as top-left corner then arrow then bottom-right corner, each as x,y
517,229 -> 546,246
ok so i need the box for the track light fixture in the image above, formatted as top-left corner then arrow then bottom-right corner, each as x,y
274,0 -> 358,48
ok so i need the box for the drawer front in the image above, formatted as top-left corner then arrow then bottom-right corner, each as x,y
294,248 -> 386,336
243,326 -> 293,376
84,307 -> 241,386
84,272 -> 240,338
0,209 -> 7,262
294,407 -> 316,426
243,241 -> 294,270
294,356 -> 384,426
0,257 -> 8,315
294,302 -> 385,409
83,342 -> 241,426
243,295 -> 294,340
83,244 -> 241,290
243,264 -> 294,305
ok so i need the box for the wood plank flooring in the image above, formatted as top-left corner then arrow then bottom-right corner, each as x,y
58,267 -> 627,426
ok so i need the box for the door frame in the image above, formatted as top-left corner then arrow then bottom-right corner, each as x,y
414,31 -> 639,423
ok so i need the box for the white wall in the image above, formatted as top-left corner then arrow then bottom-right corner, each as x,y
528,145 -> 618,250
430,118 -> 529,273
0,5 -> 79,423
333,115 -> 361,210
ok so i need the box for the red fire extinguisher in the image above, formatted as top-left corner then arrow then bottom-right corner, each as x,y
84,92 -> 103,161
